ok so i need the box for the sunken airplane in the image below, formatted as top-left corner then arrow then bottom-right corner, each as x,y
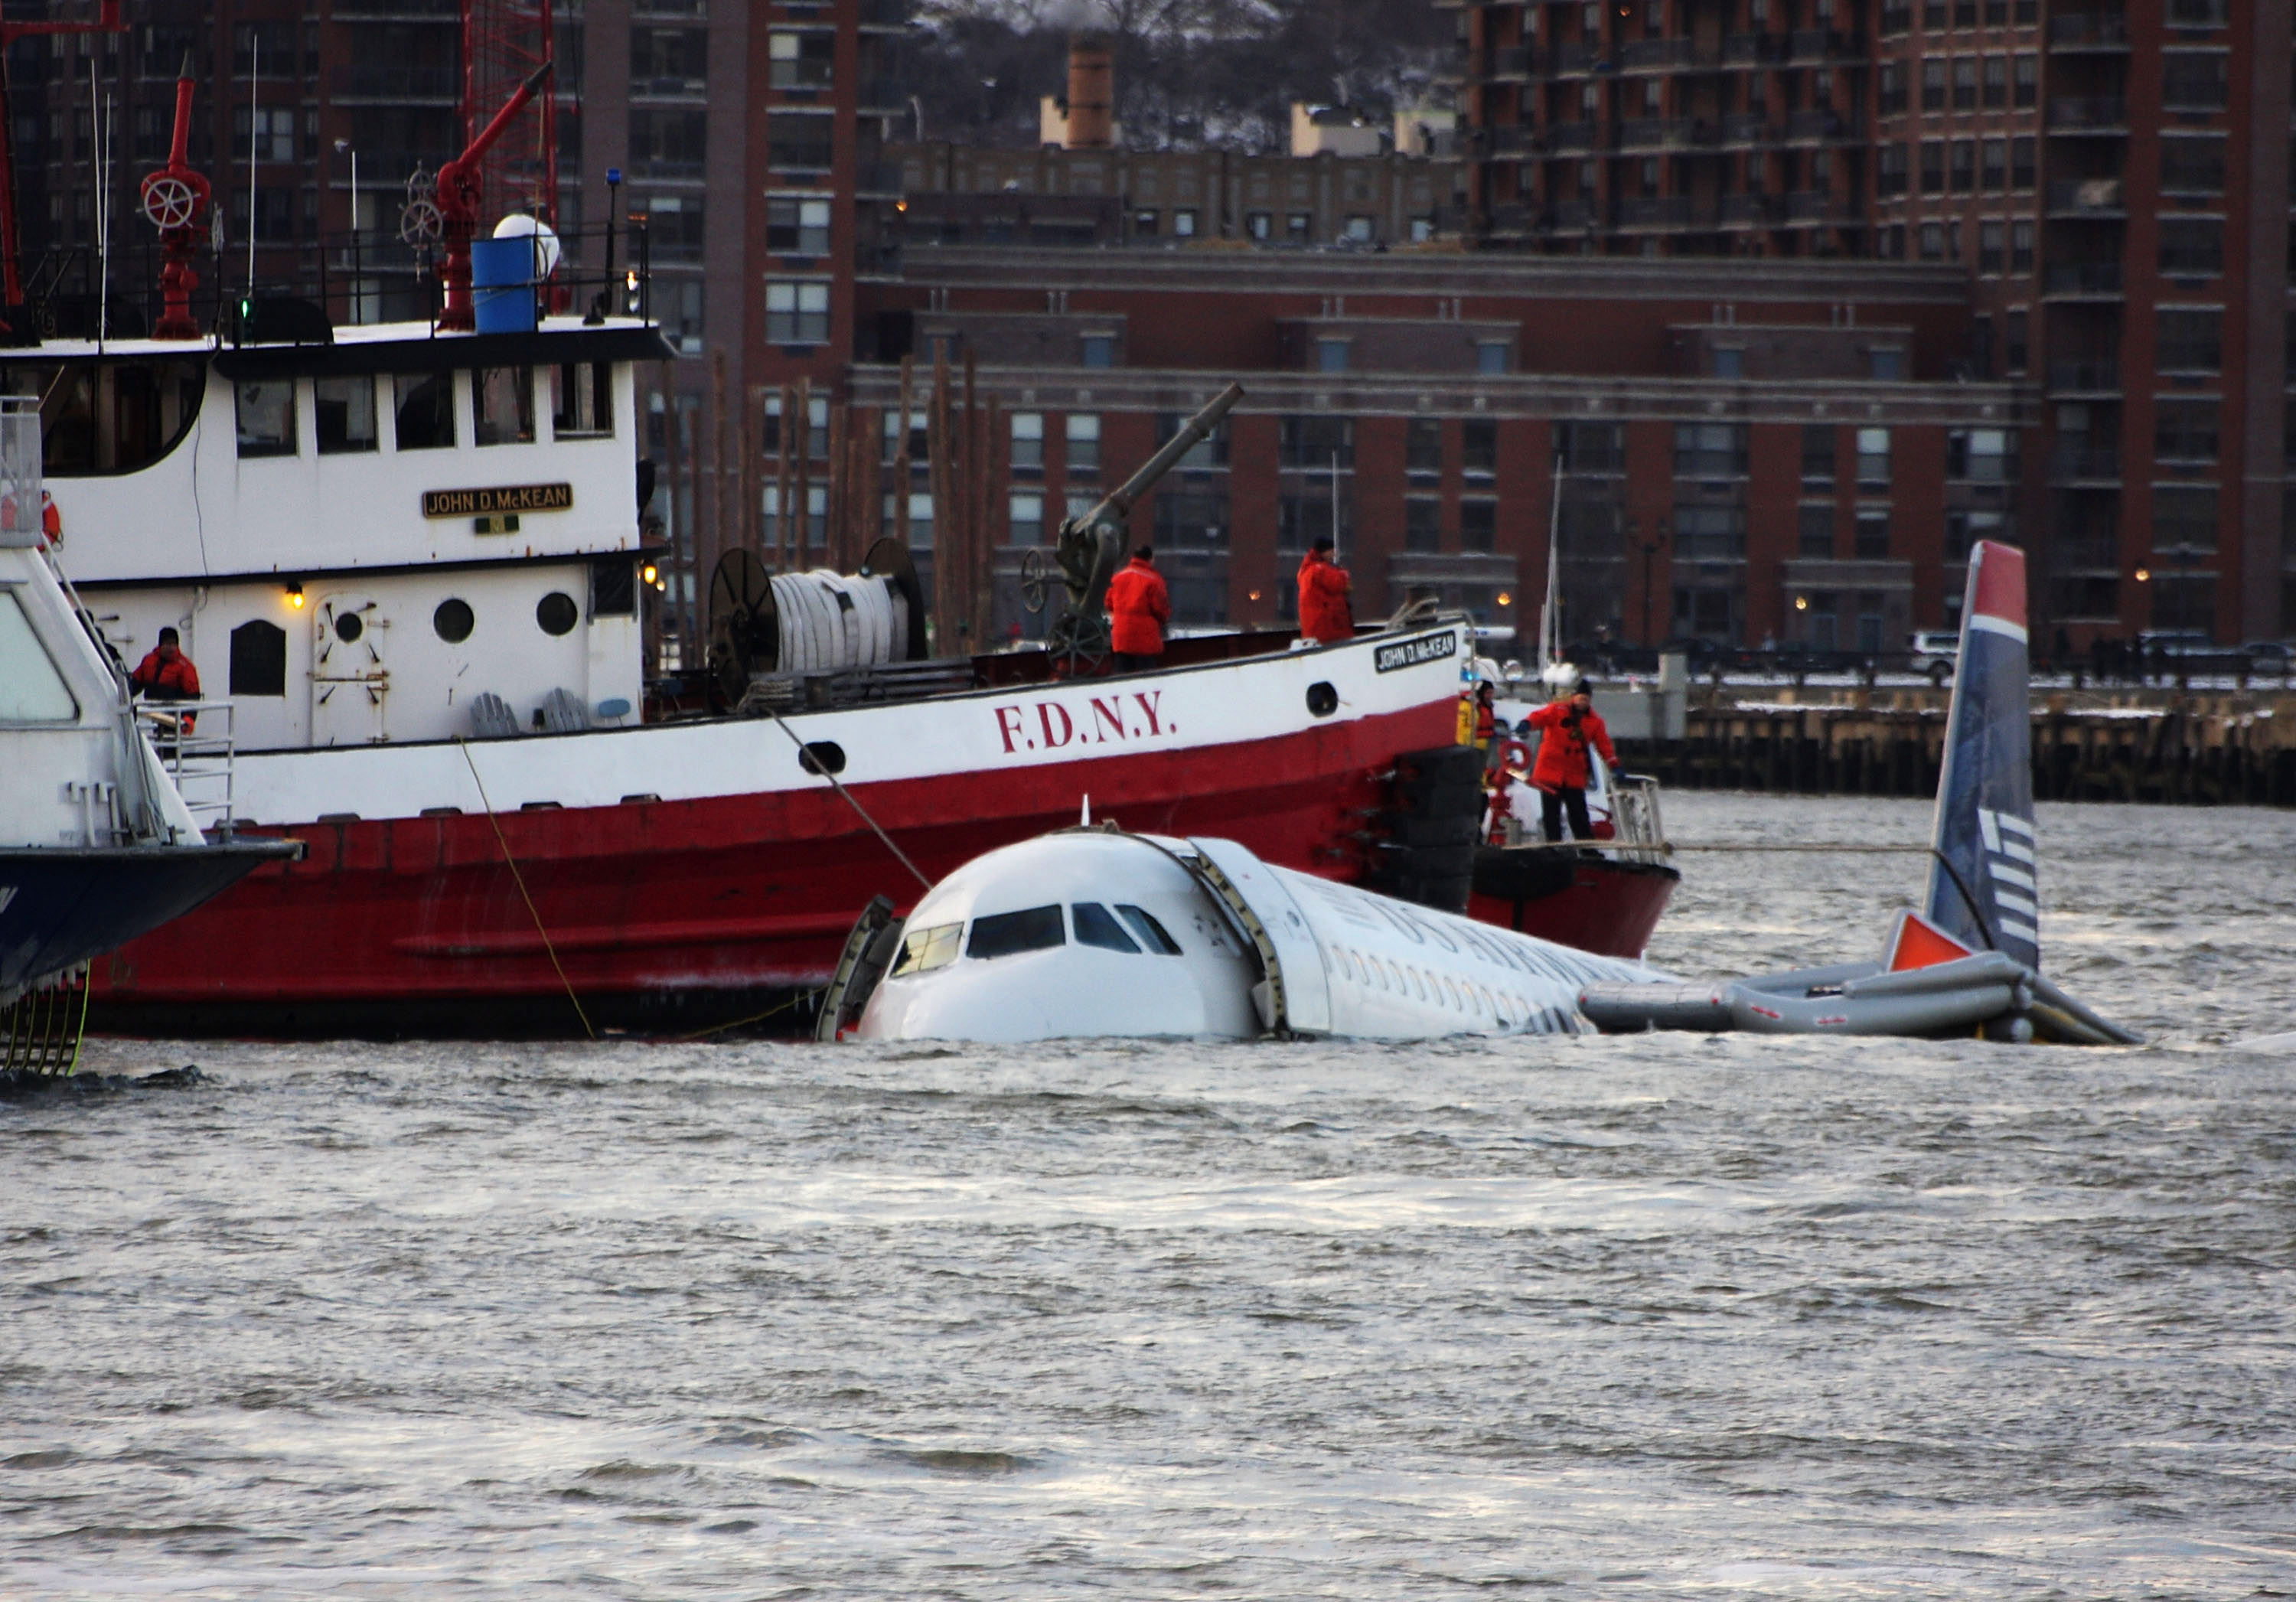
820,540 -> 2133,1047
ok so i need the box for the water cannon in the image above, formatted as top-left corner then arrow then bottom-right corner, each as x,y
1039,382 -> 1244,663
139,54 -> 211,341
433,60 -> 555,332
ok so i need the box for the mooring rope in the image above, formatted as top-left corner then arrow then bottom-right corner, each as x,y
455,739 -> 596,1041
761,707 -> 934,891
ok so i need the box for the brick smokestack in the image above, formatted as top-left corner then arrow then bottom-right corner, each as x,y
1065,32 -> 1113,149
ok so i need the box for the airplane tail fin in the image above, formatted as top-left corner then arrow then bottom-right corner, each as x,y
1922,540 -> 2040,971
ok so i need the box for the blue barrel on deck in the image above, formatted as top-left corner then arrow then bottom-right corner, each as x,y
471,237 -> 537,334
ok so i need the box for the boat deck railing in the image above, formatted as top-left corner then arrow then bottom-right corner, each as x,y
138,700 -> 238,840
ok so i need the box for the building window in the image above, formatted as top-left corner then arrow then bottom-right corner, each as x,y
1008,491 -> 1044,547
2010,219 -> 2033,274
767,28 -> 833,90
475,367 -> 534,446
1981,54 -> 2007,108
2161,135 -> 2227,196
2169,0 -> 2228,20
2159,217 -> 2223,278
2153,485 -> 2219,552
1714,347 -> 1744,379
1952,57 -> 1977,109
1919,142 -> 1944,194
1278,414 -> 1353,469
1173,208 -> 1199,237
1675,422 -> 1747,478
393,372 -> 455,451
2011,135 -> 2035,189
230,106 -> 296,164
1065,413 -> 1101,476
1879,63 -> 1906,115
2161,52 -> 2229,111
1342,215 -> 1374,243
1477,341 -> 1510,375
1799,504 -> 1834,556
1081,334 -> 1117,368
1921,60 -> 1945,111
1855,427 -> 1891,489
1672,504 -> 1746,560
1802,424 -> 1836,485
765,111 -> 831,173
1462,419 -> 1498,479
766,197 -> 831,256
1947,427 -> 2015,481
1405,419 -> 1442,482
1010,411 -> 1044,474
1557,420 -> 1624,475
1949,139 -> 1975,191
1286,212 -> 1311,240
2004,309 -> 2028,374
2157,308 -> 2223,373
631,109 -> 709,175
2154,400 -> 2221,464
765,279 -> 830,344
2012,54 -> 2037,107
1405,497 -> 1441,553
235,380 -> 296,458
1877,143 -> 1909,196
1246,211 -> 1272,240
1459,499 -> 1497,553
1133,208 -> 1159,237
315,375 -> 376,454
1854,507 -> 1890,558
1977,220 -> 2003,275
644,194 -> 705,261
1919,221 -> 1945,259
1316,338 -> 1349,374
634,25 -> 709,91
1870,347 -> 1905,380
1981,138 -> 2005,191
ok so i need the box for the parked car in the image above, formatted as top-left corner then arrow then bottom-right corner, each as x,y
1908,628 -> 1959,686
2242,640 -> 2294,677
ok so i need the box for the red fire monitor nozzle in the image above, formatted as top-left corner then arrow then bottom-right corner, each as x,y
435,60 -> 555,333
139,58 -> 212,341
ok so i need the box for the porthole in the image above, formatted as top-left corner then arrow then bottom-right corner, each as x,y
1305,680 -> 1339,717
433,598 -> 475,644
799,740 -> 846,776
334,610 -> 364,644
536,591 -> 579,636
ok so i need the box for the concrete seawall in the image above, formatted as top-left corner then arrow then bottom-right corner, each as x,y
1611,687 -> 2296,807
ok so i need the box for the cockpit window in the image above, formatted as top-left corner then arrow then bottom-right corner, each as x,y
1116,904 -> 1182,954
890,922 -> 961,977
966,905 -> 1065,960
1071,902 -> 1140,953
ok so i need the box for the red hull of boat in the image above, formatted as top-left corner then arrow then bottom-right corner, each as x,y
1469,856 -> 1678,961
94,701 -> 1477,1033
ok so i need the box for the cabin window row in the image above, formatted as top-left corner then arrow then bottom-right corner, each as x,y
234,363 -> 615,459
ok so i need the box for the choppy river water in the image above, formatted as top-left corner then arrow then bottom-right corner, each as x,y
5,794 -> 2294,1600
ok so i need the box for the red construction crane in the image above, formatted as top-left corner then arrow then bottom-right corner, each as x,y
461,0 -> 556,230
0,1 -> 126,334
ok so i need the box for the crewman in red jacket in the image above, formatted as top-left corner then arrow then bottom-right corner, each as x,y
1296,537 -> 1353,644
1104,545 -> 1170,672
1525,679 -> 1617,843
129,626 -> 203,732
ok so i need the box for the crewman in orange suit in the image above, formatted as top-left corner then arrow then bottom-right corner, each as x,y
129,626 -> 202,732
1296,537 -> 1353,644
1526,679 -> 1617,843
1104,545 -> 1170,673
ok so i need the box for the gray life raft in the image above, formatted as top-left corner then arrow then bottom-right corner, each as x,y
1580,949 -> 2140,1046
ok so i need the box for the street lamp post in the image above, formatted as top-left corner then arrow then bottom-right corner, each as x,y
1640,517 -> 1667,648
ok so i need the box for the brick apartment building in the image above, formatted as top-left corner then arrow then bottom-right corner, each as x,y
1450,0 -> 2294,641
838,248 -> 2027,655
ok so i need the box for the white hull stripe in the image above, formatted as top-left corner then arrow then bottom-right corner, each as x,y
1968,614 -> 2028,644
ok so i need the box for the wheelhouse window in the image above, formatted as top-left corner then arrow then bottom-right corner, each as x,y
394,371 -> 455,450
475,367 -> 536,446
25,359 -> 204,476
234,380 -> 297,457
315,375 -> 376,454
0,591 -> 77,721
551,362 -> 613,439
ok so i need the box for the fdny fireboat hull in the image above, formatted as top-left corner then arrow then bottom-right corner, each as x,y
1469,849 -> 1679,961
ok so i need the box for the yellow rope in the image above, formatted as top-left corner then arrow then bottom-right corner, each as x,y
674,985 -> 825,1042
456,739 -> 596,1041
